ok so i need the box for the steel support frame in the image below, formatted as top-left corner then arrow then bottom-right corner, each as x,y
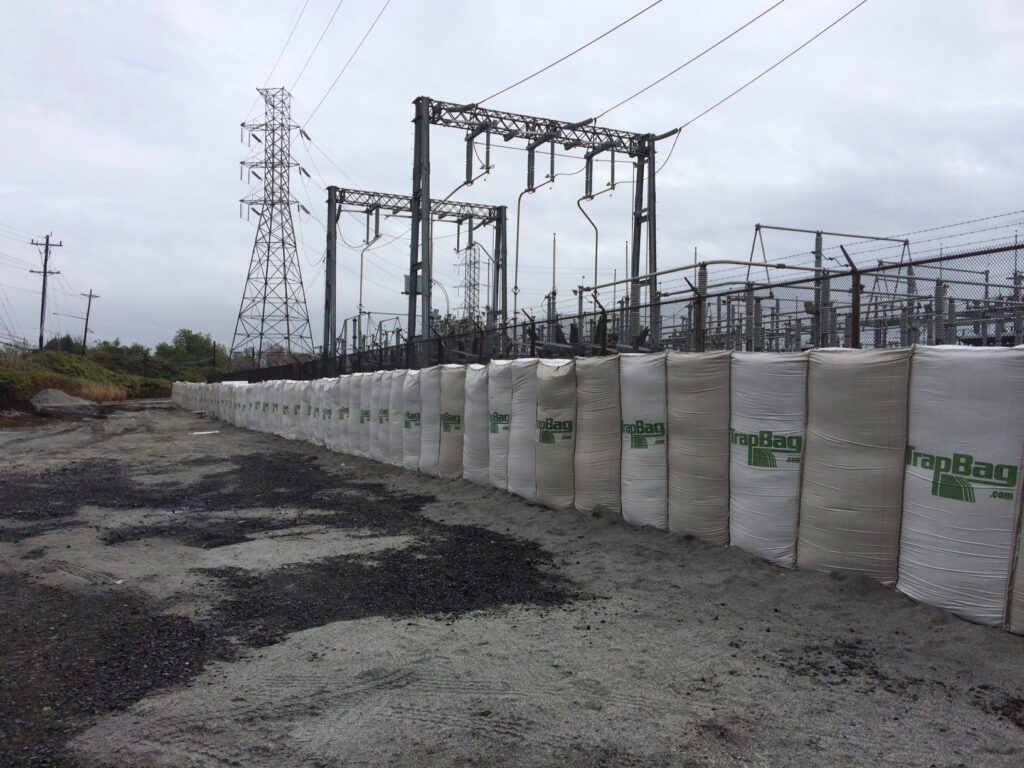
413,97 -> 660,356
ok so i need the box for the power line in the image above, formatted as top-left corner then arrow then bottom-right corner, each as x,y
290,0 -> 347,91
244,0 -> 312,120
305,0 -> 393,126
595,0 -> 787,119
477,0 -> 667,106
663,0 -> 864,140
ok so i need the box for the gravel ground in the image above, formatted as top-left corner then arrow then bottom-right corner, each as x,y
1,405 -> 1022,767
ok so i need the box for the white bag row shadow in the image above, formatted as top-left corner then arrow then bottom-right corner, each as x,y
172,346 -> 1024,635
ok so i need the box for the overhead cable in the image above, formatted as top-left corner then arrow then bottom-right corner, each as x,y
476,0 -> 666,106
290,0 -> 347,90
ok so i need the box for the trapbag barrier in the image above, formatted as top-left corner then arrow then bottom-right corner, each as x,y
536,359 -> 576,510
419,365 -> 442,477
487,360 -> 514,491
508,359 -> 539,501
439,364 -> 467,480
729,352 -> 808,567
463,364 -> 490,486
620,353 -> 668,530
897,346 -> 1024,627
402,370 -> 422,472
667,350 -> 731,544
574,356 -> 621,515
388,371 -> 406,467
797,348 -> 910,584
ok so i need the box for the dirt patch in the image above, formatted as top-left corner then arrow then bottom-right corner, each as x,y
201,523 -> 576,646
0,573 -> 230,768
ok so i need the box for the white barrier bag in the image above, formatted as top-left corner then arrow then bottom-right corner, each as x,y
388,371 -> 406,467
487,360 -> 514,491
729,352 -> 808,567
667,351 -> 731,544
1012,531 -> 1024,635
508,359 -> 539,501
325,377 -> 345,452
319,379 -> 335,448
272,380 -> 286,436
298,379 -> 313,442
358,373 -> 373,457
334,375 -> 351,453
620,353 -> 668,529
463,364 -> 490,485
439,365 -> 466,479
311,379 -> 327,447
368,371 -> 384,460
419,366 -> 442,476
897,346 -> 1024,626
798,349 -> 910,583
348,373 -> 364,455
403,369 -> 422,471
536,359 -> 576,510
575,356 -> 621,514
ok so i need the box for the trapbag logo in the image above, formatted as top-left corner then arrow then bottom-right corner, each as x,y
906,445 -> 1018,503
338,406 -> 350,420
404,410 -> 421,429
537,418 -> 573,445
730,428 -> 802,468
360,408 -> 372,424
489,412 -> 511,434
622,420 -> 665,449
441,413 -> 462,433
379,408 -> 390,424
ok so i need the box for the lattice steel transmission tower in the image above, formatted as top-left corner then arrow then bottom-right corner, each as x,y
232,87 -> 314,366
458,243 -> 481,322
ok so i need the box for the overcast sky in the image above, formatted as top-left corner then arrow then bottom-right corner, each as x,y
1,0 -> 1022,351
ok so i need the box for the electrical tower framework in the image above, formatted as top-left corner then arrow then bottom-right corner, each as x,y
409,97 -> 669,355
232,87 -> 315,367
324,186 -> 508,364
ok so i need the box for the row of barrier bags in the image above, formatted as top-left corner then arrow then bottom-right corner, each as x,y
171,345 -> 1024,633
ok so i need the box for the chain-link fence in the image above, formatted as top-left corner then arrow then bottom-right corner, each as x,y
211,242 -> 1023,382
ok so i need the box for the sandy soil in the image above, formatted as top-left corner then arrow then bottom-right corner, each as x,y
1,405 -> 1022,767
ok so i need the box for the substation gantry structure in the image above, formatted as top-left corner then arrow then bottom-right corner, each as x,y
409,97 -> 670,360
324,186 -> 508,367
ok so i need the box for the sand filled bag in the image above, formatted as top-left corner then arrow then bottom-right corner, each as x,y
439,364 -> 467,479
508,358 -> 539,501
319,379 -> 335,447
325,377 -> 346,452
487,360 -> 514,491
797,348 -> 911,583
368,371 -> 384,460
620,353 -> 668,529
310,379 -> 328,447
667,351 -> 731,544
388,370 -> 406,467
463,364 -> 490,485
729,352 -> 808,567
536,359 -> 576,510
379,371 -> 394,463
331,375 -> 351,453
358,373 -> 373,457
574,356 -> 621,515
402,370 -> 422,471
297,379 -> 313,441
419,366 -> 442,476
897,346 -> 1024,626
272,380 -> 287,437
347,373 -> 363,455
1011,531 -> 1024,635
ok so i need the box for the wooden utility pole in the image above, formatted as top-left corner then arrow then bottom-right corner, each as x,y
29,233 -> 63,350
80,290 -> 99,354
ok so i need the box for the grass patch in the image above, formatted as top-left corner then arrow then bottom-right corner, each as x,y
0,350 -> 170,409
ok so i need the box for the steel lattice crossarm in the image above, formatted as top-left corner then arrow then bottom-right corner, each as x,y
335,187 -> 502,224
427,100 -> 648,156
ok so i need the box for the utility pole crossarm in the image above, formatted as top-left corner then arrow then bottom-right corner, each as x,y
428,100 -> 648,156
